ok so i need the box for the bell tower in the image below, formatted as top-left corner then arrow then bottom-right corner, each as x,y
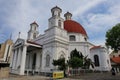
27,21 -> 39,40
64,12 -> 72,20
48,6 -> 64,29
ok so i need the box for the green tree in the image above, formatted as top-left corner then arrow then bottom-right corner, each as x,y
70,48 -> 83,59
53,58 -> 67,70
68,57 -> 83,69
106,23 -> 120,52
68,49 -> 84,69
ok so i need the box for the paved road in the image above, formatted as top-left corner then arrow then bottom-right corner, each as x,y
0,72 -> 120,80
68,72 -> 120,80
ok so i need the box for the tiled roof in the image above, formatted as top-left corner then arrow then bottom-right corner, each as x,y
64,20 -> 87,36
111,57 -> 120,64
90,46 -> 101,50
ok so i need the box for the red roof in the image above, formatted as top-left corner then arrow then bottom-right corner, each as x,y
90,46 -> 101,50
111,57 -> 120,64
64,20 -> 87,36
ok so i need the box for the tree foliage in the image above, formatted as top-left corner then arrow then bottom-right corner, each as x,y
106,23 -> 120,52
53,58 -> 67,70
70,48 -> 83,59
68,57 -> 83,69
68,49 -> 84,69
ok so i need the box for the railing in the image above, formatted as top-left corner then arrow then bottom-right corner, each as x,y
68,69 -> 94,76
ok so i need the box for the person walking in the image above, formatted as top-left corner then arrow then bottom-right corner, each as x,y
111,67 -> 116,76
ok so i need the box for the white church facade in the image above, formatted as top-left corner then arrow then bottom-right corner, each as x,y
10,6 -> 111,75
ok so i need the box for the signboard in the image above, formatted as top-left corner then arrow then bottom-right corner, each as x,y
53,71 -> 64,79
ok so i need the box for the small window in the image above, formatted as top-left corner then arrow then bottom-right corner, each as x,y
58,20 -> 61,27
84,37 -> 87,41
46,54 -> 50,67
69,35 -> 76,41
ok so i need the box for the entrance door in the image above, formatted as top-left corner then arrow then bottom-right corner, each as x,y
32,53 -> 36,69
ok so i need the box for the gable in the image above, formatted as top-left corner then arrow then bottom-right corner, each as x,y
14,38 -> 25,48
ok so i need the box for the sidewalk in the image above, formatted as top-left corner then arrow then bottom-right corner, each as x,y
0,72 -> 120,80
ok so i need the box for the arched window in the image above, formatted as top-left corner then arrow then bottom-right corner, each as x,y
60,54 -> 64,59
33,33 -> 36,38
107,59 -> 109,64
84,37 -> 87,41
46,54 -> 50,67
69,35 -> 76,41
34,26 -> 36,30
94,55 -> 100,67
58,20 -> 61,27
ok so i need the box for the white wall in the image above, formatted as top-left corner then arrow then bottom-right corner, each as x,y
90,47 -> 111,71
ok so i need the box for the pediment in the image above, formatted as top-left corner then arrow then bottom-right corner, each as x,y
14,38 -> 25,47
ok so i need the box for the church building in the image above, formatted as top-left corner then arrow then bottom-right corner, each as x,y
10,6 -> 111,75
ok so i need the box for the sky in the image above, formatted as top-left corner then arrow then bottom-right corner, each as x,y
0,0 -> 120,45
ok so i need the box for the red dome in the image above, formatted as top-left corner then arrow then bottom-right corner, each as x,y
64,20 -> 87,36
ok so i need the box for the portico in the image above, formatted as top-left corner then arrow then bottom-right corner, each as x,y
10,39 -> 42,75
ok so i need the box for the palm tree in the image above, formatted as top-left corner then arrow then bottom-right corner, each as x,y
83,56 -> 94,69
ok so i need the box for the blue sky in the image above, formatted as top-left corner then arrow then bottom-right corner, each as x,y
0,0 -> 120,45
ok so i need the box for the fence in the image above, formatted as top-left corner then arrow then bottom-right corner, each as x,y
68,69 -> 94,76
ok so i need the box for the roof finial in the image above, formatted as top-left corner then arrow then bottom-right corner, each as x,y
10,33 -> 12,40
18,32 -> 21,38
30,21 -> 39,26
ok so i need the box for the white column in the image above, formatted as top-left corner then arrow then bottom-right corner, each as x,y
3,44 -> 9,61
10,51 -> 13,67
17,48 -> 21,69
19,45 -> 27,75
13,50 -> 17,69
10,50 -> 15,69
15,49 -> 19,69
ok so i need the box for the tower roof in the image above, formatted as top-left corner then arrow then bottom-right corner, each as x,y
64,12 -> 72,20
30,21 -> 39,27
64,12 -> 72,17
51,6 -> 62,13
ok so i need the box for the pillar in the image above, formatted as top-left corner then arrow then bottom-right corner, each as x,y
10,50 -> 15,69
19,45 -> 27,75
17,48 -> 21,69
13,50 -> 17,69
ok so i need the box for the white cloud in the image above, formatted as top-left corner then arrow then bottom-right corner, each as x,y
89,38 -> 105,45
73,0 -> 106,16
5,0 -> 51,41
79,1 -> 120,45
0,0 -> 120,45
